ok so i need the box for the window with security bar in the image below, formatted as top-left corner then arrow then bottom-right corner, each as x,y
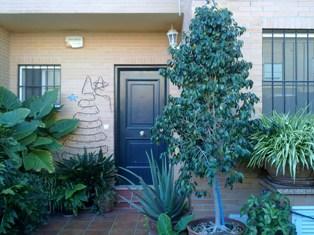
18,65 -> 61,104
262,30 -> 314,114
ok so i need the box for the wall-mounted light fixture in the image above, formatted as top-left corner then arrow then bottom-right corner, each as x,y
167,25 -> 179,48
65,36 -> 84,49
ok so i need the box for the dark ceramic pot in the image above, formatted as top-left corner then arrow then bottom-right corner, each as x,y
187,217 -> 245,235
266,165 -> 314,187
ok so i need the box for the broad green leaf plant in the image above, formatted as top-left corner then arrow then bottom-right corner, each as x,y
0,86 -> 78,172
241,192 -> 296,235
152,3 -> 258,232
157,213 -> 193,235
248,111 -> 314,180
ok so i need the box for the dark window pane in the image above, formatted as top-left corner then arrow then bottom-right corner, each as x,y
297,36 -> 308,81
25,69 -> 33,86
309,37 -> 314,81
263,38 -> 272,81
33,69 -> 42,86
262,83 -> 272,115
285,83 -> 296,114
273,82 -> 284,112
309,83 -> 314,112
285,37 -> 296,81
273,37 -> 283,81
297,82 -> 308,110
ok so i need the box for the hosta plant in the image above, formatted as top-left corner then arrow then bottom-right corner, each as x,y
119,151 -> 189,222
0,86 -> 78,172
248,111 -> 314,180
241,192 -> 296,235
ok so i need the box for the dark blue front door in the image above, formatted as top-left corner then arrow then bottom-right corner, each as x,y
116,67 -> 166,184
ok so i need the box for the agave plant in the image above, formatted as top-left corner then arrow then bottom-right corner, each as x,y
119,151 -> 189,222
248,111 -> 314,180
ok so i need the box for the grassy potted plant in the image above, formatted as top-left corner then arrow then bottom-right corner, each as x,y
152,2 -> 258,234
248,111 -> 314,186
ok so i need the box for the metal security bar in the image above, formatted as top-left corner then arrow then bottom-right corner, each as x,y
18,64 -> 61,103
262,29 -> 314,114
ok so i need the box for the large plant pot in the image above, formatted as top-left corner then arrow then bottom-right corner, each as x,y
266,165 -> 314,187
187,217 -> 245,235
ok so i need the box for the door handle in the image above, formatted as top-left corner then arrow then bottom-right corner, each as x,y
139,130 -> 145,136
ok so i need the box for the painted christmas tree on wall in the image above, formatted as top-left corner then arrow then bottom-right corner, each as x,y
62,76 -> 111,157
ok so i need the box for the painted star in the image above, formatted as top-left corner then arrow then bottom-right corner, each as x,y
67,94 -> 79,102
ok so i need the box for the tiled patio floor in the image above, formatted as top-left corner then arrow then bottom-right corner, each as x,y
35,208 -> 147,235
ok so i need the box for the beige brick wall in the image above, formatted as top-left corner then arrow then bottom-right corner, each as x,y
0,27 -> 9,87
9,32 -> 169,154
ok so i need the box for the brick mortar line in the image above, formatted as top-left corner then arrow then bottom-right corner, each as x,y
83,213 -> 97,234
108,213 -> 118,235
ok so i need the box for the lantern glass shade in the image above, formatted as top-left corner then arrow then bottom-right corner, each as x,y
167,26 -> 178,48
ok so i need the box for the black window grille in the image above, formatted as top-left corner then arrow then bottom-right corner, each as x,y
18,65 -> 61,104
263,29 -> 314,114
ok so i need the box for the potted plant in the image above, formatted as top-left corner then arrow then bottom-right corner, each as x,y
56,149 -> 117,209
240,192 -> 296,235
248,111 -> 314,186
56,183 -> 88,216
95,190 -> 116,213
119,152 -> 190,235
152,2 -> 258,234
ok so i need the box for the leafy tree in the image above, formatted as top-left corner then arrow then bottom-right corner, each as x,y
152,2 -> 258,231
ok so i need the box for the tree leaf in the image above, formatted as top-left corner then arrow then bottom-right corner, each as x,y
49,119 -> 79,139
174,214 -> 193,232
31,137 -> 53,147
65,183 -> 86,199
23,149 -> 55,172
0,108 -> 30,127
0,86 -> 21,111
157,214 -> 174,235
13,120 -> 39,140
24,89 -> 58,119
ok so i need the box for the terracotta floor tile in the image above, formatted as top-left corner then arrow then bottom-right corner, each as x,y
64,220 -> 91,229
88,220 -> 113,230
59,229 -> 85,235
85,229 -> 110,235
34,230 -> 59,235
134,229 -> 149,235
109,228 -> 135,235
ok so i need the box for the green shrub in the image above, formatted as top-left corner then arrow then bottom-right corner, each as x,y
0,160 -> 48,234
55,183 -> 88,216
248,111 -> 314,179
120,151 -> 189,222
55,149 -> 116,211
241,192 -> 296,235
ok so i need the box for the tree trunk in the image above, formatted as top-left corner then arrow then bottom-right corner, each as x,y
213,175 -> 225,227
